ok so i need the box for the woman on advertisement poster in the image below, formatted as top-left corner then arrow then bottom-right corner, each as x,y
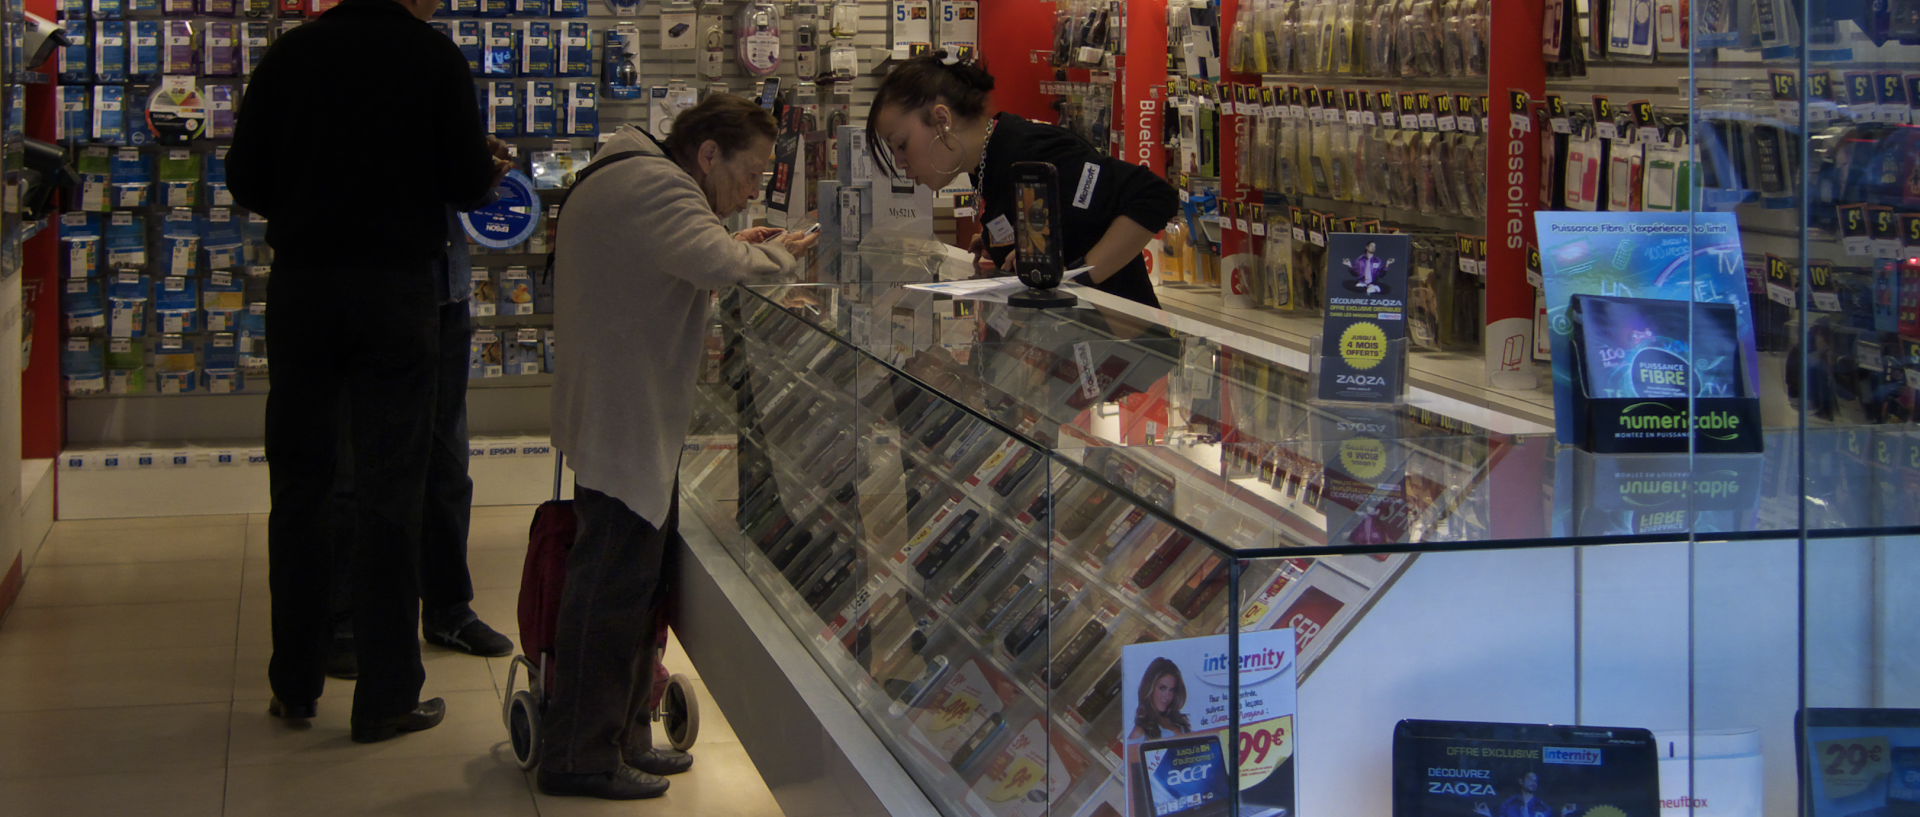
1129,657 -> 1193,741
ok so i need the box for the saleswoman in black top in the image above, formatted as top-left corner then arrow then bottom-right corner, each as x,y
867,53 -> 1179,308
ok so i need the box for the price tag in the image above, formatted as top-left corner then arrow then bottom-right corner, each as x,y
1812,291 -> 1842,312
1547,95 -> 1572,134
1869,206 -> 1903,258
1816,737 -> 1891,800
1839,204 -> 1872,256
1765,255 -> 1796,306
1235,718 -> 1295,788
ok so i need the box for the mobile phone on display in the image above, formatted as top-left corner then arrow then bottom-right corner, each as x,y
1008,161 -> 1077,307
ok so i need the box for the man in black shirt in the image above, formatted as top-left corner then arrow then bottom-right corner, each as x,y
229,0 -> 509,743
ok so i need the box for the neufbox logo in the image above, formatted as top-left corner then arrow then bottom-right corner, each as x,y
1543,747 -> 1603,766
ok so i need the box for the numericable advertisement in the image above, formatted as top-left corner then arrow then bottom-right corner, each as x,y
1121,630 -> 1296,817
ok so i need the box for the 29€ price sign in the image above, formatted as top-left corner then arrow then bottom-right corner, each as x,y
1319,233 -> 1412,403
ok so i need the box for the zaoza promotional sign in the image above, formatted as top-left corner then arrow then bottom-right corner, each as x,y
1122,630 -> 1296,817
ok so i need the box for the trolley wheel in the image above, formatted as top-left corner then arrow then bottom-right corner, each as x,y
507,690 -> 541,770
661,673 -> 700,751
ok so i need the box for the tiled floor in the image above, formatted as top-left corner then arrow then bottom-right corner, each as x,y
0,506 -> 785,817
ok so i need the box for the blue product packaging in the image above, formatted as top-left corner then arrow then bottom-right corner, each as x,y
154,333 -> 198,393
58,85 -> 90,144
202,21 -> 239,75
525,80 -> 557,136
110,146 -> 153,209
484,21 -> 518,76
60,0 -> 87,21
199,0 -> 237,16
542,328 -> 556,372
508,327 -> 543,374
128,0 -> 157,13
91,0 -> 123,18
58,212 -> 103,278
470,266 -> 497,316
91,86 -> 125,144
241,22 -> 270,75
107,271 -> 150,338
514,0 -> 547,16
204,207 -> 244,270
124,84 -> 156,145
554,0 -> 584,15
62,338 -> 107,396
243,213 -> 270,268
103,212 -> 146,272
63,278 -> 107,334
205,147 -> 233,207
454,21 -> 483,73
567,80 -> 598,136
602,26 -> 641,99
202,269 -> 245,331
238,301 -> 267,372
94,19 -> 128,82
204,332 -> 242,393
446,0 -> 477,15
57,20 -> 90,84
488,80 -> 520,136
130,19 -> 159,81
155,274 -> 201,334
206,84 -> 237,140
521,21 -> 554,76
160,210 -> 203,279
478,0 -> 509,17
561,21 -> 591,76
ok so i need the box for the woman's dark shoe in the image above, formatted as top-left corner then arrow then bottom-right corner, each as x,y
625,747 -> 694,776
268,696 -> 317,723
536,765 -> 669,800
349,697 -> 446,744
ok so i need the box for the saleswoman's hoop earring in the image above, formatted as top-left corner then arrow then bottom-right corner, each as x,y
929,128 -> 966,176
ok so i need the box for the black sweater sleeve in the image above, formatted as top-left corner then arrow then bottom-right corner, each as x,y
225,39 -> 284,218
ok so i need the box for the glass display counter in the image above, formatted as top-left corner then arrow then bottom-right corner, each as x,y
675,244 -> 1917,817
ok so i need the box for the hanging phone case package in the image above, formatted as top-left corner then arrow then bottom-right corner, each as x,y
566,81 -> 597,136
94,19 -> 128,82
58,20 -> 90,84
521,20 -> 554,76
155,333 -> 199,394
63,339 -> 107,396
484,21 -> 517,76
737,2 -> 780,77
524,80 -> 557,136
561,21 -> 590,75
163,21 -> 195,75
488,80 -> 519,136
130,19 -> 160,81
64,278 -> 107,334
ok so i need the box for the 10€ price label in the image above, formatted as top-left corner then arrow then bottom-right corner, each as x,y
1237,716 -> 1295,789
1816,736 -> 1890,798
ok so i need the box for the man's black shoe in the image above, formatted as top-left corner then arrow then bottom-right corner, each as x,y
350,697 -> 446,744
268,696 -> 317,723
625,747 -> 694,776
424,616 -> 514,657
536,765 -> 670,800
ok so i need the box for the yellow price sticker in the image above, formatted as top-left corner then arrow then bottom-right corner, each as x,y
930,691 -> 980,732
987,756 -> 1046,803
1236,717 -> 1295,789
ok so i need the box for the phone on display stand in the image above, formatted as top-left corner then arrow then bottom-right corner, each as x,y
1007,161 -> 1077,308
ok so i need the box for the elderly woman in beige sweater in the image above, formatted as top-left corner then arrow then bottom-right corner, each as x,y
542,94 -> 817,801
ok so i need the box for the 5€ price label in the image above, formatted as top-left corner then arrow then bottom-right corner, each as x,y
1817,736 -> 1890,799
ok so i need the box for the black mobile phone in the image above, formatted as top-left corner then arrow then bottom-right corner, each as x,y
1010,161 -> 1064,289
